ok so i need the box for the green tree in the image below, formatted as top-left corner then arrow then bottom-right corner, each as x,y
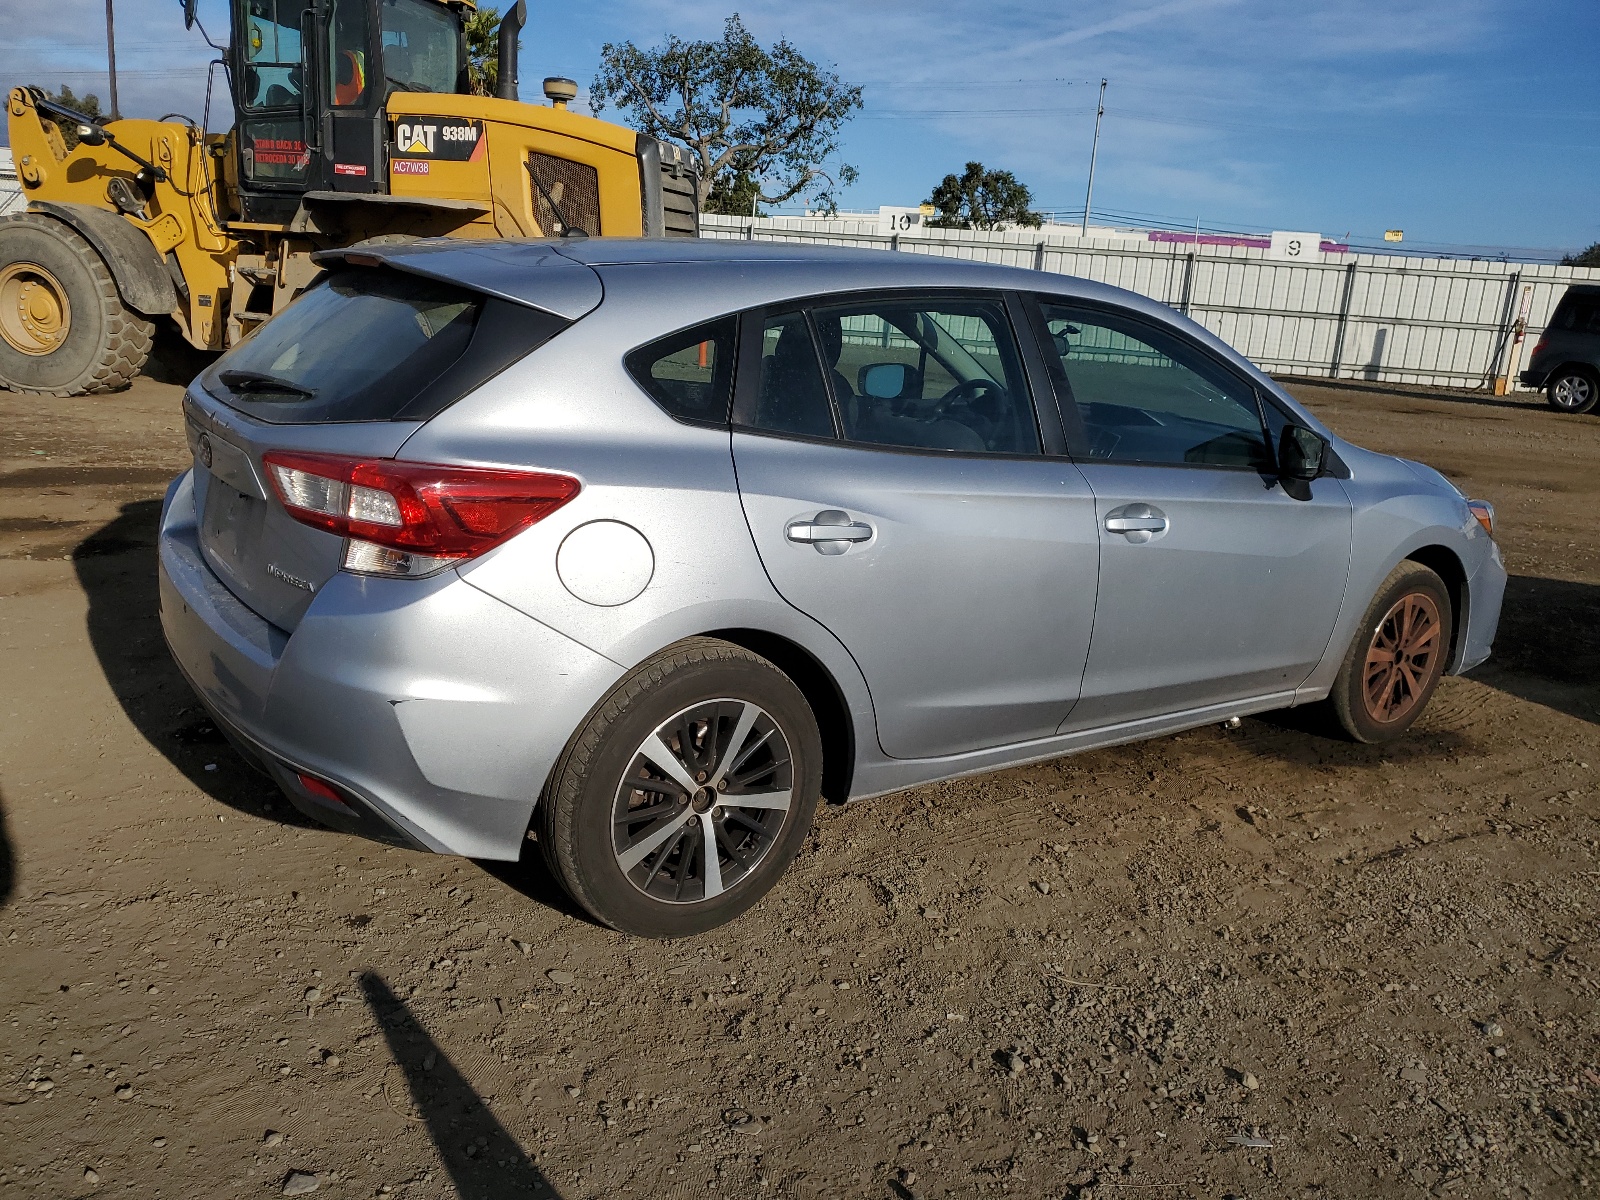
926,162 -> 1042,231
44,85 -> 103,151
464,7 -> 513,97
591,14 -> 862,214
1561,242 -> 1600,268
705,166 -> 763,216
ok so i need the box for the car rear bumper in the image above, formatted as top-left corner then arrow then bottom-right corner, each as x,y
1519,369 -> 1547,390
157,469 -> 627,861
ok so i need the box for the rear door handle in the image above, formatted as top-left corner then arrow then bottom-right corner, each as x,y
786,509 -> 874,555
1104,503 -> 1168,542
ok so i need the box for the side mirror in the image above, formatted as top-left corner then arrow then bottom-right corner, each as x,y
75,123 -> 108,146
859,362 -> 912,399
1278,425 -> 1328,499
182,0 -> 198,29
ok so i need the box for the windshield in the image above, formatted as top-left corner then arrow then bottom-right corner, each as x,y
379,0 -> 464,94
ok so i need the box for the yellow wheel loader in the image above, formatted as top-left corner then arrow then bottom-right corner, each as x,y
0,0 -> 697,395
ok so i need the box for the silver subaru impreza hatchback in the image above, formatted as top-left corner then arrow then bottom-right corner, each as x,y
159,238 -> 1505,937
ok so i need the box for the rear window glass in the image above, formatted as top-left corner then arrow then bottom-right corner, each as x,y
625,317 -> 737,425
200,269 -> 563,423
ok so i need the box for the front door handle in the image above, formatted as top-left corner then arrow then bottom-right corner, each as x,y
786,509 -> 874,555
1104,503 -> 1168,543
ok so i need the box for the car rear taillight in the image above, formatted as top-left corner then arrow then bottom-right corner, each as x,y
262,451 -> 580,578
1531,335 -> 1548,358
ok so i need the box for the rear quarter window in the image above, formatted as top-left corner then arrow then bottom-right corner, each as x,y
625,317 -> 738,426
200,268 -> 568,423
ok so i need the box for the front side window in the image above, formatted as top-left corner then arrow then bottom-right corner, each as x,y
811,296 -> 1039,455
1038,301 -> 1271,470
626,317 -> 737,425
380,0 -> 464,94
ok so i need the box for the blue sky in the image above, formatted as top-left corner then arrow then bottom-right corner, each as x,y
3,0 -> 1596,253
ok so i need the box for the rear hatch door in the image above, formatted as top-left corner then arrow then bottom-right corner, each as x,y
184,254 -> 594,632
183,395 -> 418,632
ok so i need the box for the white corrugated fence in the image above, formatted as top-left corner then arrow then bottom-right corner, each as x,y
702,214 -> 1600,392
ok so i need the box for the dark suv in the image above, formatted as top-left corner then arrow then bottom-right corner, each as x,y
1523,283 -> 1600,413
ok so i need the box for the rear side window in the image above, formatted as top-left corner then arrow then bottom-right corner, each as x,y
1553,292 -> 1600,334
625,317 -> 737,425
201,269 -> 567,423
739,310 -> 837,440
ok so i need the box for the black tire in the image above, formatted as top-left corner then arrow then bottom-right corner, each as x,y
1546,366 -> 1599,415
537,637 -> 823,938
1329,561 -> 1453,744
0,214 -> 154,396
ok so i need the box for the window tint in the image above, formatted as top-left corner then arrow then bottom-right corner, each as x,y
1038,302 -> 1271,469
745,311 -> 837,440
200,268 -> 565,423
626,317 -> 737,425
1554,293 -> 1600,334
811,297 -> 1040,455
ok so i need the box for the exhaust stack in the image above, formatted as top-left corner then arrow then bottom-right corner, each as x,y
496,0 -> 527,101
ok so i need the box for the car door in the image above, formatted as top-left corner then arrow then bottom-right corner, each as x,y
1028,297 -> 1354,729
730,292 -> 1101,760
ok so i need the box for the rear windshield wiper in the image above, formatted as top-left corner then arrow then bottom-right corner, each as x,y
218,370 -> 316,400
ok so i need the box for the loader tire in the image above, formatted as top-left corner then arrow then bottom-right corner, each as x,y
0,214 -> 154,396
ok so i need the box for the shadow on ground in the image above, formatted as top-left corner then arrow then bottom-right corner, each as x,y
1282,376 -> 1547,414
72,499 -> 590,923
0,784 -> 15,909
475,855 -> 597,927
73,498 -> 301,824
1474,574 -> 1600,726
360,970 -> 560,1198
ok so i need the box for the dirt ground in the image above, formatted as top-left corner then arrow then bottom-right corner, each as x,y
0,370 -> 1596,1200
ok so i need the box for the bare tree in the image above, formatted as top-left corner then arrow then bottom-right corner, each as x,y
591,14 -> 862,214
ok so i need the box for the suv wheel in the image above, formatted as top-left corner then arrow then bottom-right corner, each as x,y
537,638 -> 823,938
1547,367 -> 1599,414
1330,562 -> 1453,743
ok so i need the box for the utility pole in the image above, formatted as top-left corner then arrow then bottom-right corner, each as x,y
105,0 -> 121,120
1080,78 -> 1106,237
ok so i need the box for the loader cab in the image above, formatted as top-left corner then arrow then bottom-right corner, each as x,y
228,0 -> 469,222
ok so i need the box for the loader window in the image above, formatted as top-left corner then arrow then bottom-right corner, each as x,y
380,0 -> 466,95
241,0 -> 305,109
328,0 -> 372,107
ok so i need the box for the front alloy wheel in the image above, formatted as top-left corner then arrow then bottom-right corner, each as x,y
1330,561 -> 1453,743
1360,591 -> 1444,727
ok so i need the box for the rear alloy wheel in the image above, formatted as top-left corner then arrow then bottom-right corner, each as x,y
1330,562 -> 1453,743
1546,368 -> 1599,415
0,214 -> 153,395
538,638 -> 822,937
